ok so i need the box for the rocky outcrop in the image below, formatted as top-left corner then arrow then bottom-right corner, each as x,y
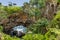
0,11 -> 33,34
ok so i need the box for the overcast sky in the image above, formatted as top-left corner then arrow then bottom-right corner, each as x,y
0,0 -> 29,6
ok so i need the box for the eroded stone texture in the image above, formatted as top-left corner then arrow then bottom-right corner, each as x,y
0,11 -> 32,34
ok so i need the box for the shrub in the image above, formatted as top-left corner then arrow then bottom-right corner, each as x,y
50,11 -> 60,28
45,30 -> 57,40
29,18 -> 49,34
2,33 -> 20,40
23,31 -> 57,40
23,34 -> 44,40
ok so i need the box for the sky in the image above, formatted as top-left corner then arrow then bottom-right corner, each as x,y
0,0 -> 29,6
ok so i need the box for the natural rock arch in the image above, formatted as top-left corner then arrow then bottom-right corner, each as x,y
0,11 -> 33,35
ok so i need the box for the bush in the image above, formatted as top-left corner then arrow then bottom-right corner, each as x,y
1,33 -> 20,40
23,34 -> 44,40
45,30 -> 57,40
50,11 -> 60,28
29,18 -> 49,34
23,31 -> 57,40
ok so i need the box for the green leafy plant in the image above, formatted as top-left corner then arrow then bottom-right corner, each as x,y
23,34 -> 44,40
1,33 -> 20,40
50,11 -> 60,28
0,26 -> 3,32
29,18 -> 49,34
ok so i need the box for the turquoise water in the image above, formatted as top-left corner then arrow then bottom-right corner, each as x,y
13,25 -> 27,33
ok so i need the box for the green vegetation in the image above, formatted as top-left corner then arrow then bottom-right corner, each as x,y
0,33 -> 20,40
0,26 -> 3,32
29,18 -> 49,34
0,0 -> 60,40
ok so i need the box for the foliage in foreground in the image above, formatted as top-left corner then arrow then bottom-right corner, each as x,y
0,26 -> 58,40
0,33 -> 20,40
23,31 -> 57,40
0,30 -> 59,40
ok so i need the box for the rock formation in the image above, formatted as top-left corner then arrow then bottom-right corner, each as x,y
0,11 -> 32,34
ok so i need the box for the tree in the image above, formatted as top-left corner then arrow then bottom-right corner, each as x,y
4,6 -> 22,14
23,1 -> 42,21
13,3 -> 17,6
8,2 -> 12,6
30,0 -> 45,8
0,2 -> 2,5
